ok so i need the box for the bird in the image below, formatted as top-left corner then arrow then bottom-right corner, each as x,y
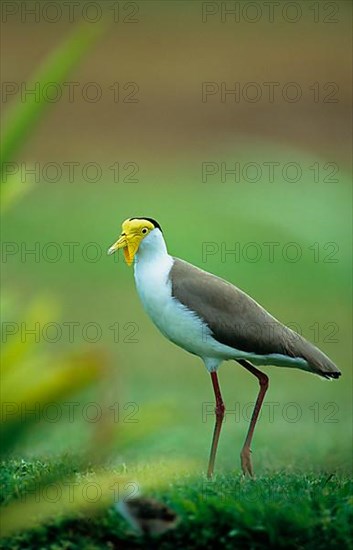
108,217 -> 341,478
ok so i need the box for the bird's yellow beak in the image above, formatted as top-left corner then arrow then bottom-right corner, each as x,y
107,234 -> 136,266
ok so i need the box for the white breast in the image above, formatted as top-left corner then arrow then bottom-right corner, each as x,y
134,254 -> 210,355
134,251 -> 245,372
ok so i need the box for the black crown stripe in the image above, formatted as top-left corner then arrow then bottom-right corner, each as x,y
129,217 -> 162,232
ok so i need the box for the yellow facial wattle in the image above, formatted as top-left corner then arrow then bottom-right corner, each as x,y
107,218 -> 155,265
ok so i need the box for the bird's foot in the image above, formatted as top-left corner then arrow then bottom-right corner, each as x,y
240,447 -> 254,477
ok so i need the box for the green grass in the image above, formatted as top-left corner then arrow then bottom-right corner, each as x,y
1,456 -> 352,549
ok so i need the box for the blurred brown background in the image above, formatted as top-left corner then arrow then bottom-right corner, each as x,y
2,0 -> 352,167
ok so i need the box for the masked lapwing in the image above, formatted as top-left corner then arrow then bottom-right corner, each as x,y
108,217 -> 341,477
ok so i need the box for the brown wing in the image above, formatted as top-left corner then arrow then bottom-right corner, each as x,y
170,258 -> 340,378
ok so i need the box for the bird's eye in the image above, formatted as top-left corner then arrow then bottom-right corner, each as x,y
141,228 -> 148,235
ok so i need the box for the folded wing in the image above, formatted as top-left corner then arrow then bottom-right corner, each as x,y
170,259 -> 341,379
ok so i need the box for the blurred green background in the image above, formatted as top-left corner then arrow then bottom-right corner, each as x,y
1,0 -> 352,477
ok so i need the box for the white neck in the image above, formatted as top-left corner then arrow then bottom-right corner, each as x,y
133,229 -> 174,312
134,228 -> 169,265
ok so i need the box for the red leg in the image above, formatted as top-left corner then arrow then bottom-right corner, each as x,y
207,372 -> 225,479
238,360 -> 269,476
